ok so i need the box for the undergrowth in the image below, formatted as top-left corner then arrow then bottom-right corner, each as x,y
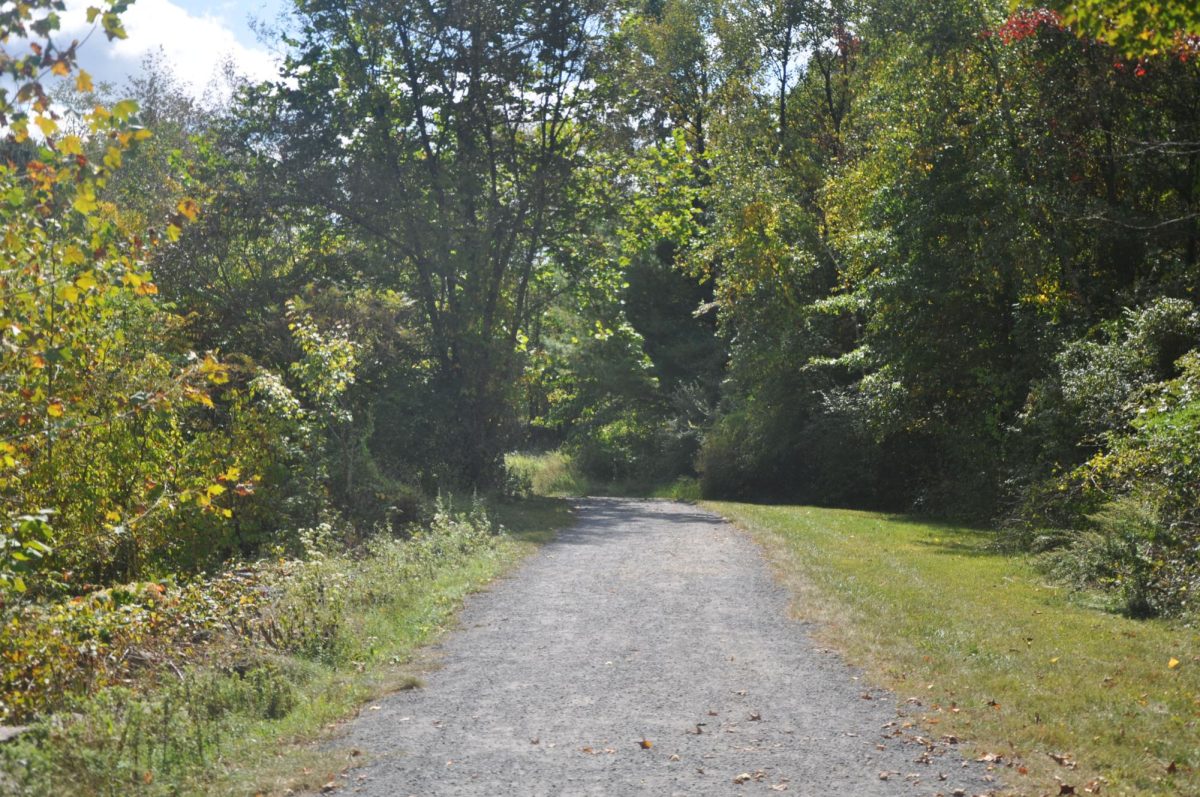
0,496 -> 558,796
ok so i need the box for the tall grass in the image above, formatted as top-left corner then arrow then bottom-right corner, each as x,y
0,497 -> 569,796
505,451 -> 589,496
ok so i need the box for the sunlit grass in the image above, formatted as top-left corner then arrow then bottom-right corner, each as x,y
708,502 -> 1200,797
505,451 -> 589,496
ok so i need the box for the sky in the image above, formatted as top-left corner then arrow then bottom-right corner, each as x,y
57,0 -> 291,97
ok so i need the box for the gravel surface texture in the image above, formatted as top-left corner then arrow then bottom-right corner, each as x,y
325,498 -> 1000,796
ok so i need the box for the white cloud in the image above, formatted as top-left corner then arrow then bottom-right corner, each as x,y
58,0 -> 281,97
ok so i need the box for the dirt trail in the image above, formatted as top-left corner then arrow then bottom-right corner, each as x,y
325,498 -> 997,796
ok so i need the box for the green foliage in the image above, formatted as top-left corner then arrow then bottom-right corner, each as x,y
0,496 -> 518,795
0,497 -> 501,725
1050,0 -> 1200,57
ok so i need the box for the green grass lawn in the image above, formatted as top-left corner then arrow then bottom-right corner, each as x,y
707,502 -> 1200,797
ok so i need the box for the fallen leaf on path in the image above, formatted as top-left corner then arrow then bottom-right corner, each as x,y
1168,658 -> 1180,669
1059,785 -> 1076,795
669,754 -> 681,762
639,739 -> 653,749
748,712 -> 762,721
1049,752 -> 1077,769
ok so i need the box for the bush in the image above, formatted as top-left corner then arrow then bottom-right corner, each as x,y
1041,498 -> 1199,618
568,410 -> 695,486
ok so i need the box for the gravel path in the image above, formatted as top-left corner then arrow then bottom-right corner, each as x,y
326,498 -> 999,796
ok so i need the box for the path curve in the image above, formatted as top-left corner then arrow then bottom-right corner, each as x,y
328,498 -> 997,796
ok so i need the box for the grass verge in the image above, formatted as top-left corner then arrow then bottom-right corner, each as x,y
0,498 -> 570,796
707,502 -> 1200,797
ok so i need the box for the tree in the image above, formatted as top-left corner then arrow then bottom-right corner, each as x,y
0,1 -> 250,590
1049,0 -> 1200,58
250,0 -> 609,485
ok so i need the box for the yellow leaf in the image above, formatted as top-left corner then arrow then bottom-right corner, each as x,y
201,355 -> 230,384
64,245 -> 87,266
221,509 -> 233,519
185,388 -> 214,408
47,401 -> 65,418
207,484 -> 227,497
1049,657 -> 1059,664
73,186 -> 98,215
105,511 -> 121,522
1168,658 -> 1180,670
35,115 -> 58,138
112,100 -> 138,121
166,223 -> 181,242
59,135 -> 83,156
51,60 -> 71,78
220,466 -> 241,482
76,70 -> 94,93
176,198 -> 200,221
